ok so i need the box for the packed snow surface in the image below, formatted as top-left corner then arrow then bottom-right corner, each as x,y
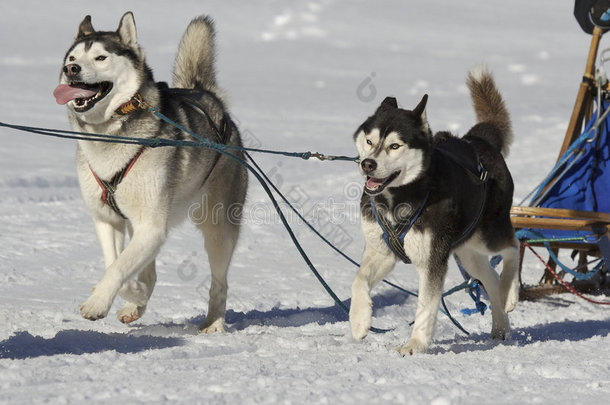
1,1 -> 609,404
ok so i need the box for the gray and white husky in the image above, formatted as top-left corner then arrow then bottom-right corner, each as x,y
349,67 -> 520,355
54,12 -> 247,332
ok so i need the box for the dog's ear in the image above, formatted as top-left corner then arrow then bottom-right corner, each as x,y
412,94 -> 428,117
76,15 -> 95,39
117,12 -> 138,48
375,96 -> 398,114
412,94 -> 430,134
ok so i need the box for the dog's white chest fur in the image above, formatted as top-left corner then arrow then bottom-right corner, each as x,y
361,217 -> 431,267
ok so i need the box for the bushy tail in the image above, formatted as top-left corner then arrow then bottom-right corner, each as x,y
467,65 -> 513,156
173,15 -> 217,93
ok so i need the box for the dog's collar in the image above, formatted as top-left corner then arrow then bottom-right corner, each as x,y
115,93 -> 145,116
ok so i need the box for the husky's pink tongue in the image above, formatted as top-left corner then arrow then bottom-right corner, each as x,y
53,84 -> 97,105
366,177 -> 386,189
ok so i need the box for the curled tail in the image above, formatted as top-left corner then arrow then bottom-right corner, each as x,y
173,15 -> 217,93
467,65 -> 513,156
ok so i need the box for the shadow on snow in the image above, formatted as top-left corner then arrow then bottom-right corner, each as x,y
1,297 -> 606,359
0,290 -> 409,360
0,330 -> 184,360
221,289 -> 410,331
431,319 -> 610,355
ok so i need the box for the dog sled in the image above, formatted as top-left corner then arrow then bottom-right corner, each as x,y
510,1 -> 610,300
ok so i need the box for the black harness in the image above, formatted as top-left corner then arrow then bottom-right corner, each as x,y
370,190 -> 430,264
370,140 -> 489,264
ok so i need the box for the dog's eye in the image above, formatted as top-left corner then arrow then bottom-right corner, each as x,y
95,55 -> 107,61
366,139 -> 373,146
389,143 -> 401,150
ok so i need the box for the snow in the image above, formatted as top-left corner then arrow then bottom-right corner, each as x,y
1,0 -> 610,404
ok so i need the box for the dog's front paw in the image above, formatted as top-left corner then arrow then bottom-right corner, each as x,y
491,311 -> 510,340
80,285 -> 115,320
396,338 -> 429,356
349,295 -> 373,340
117,302 -> 146,324
491,323 -> 510,341
80,290 -> 113,321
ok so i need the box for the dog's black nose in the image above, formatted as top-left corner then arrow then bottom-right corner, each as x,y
361,158 -> 377,174
63,63 -> 81,77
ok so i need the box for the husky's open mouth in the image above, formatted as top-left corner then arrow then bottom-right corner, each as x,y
53,82 -> 113,112
364,171 -> 400,195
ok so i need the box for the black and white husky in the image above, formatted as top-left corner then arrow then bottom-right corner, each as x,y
54,12 -> 248,332
349,67 -> 520,355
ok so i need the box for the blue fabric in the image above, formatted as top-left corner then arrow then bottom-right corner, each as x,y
539,100 -> 610,214
521,100 -> 610,243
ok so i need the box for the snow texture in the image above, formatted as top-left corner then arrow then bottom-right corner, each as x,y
1,1 -> 609,404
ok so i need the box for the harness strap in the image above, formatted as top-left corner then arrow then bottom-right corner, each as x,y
91,90 -> 233,217
450,158 -> 488,248
89,145 -> 146,218
370,191 -> 430,264
200,113 -> 233,186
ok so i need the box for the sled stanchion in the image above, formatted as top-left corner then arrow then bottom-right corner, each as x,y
561,26 -> 604,158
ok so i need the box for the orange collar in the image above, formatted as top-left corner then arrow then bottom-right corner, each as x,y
115,93 -> 144,116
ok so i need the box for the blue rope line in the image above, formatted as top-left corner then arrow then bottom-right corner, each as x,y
0,118 -> 476,334
0,119 -> 387,330
144,107 -> 477,333
461,281 -> 488,316
441,295 -> 471,335
516,229 -> 604,281
247,151 -> 472,334
243,152 -> 391,334
148,107 -> 358,161
155,112 -> 372,325
185,140 -> 372,329
0,120 -> 358,162
543,243 -> 599,280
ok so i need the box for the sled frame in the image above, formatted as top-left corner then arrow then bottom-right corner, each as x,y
510,26 -> 610,299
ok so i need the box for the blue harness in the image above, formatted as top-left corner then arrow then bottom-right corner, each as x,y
370,191 -> 430,264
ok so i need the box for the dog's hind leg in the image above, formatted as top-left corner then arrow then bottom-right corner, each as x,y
117,260 -> 157,324
454,245 -> 510,340
498,237 -> 520,313
197,215 -> 240,334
